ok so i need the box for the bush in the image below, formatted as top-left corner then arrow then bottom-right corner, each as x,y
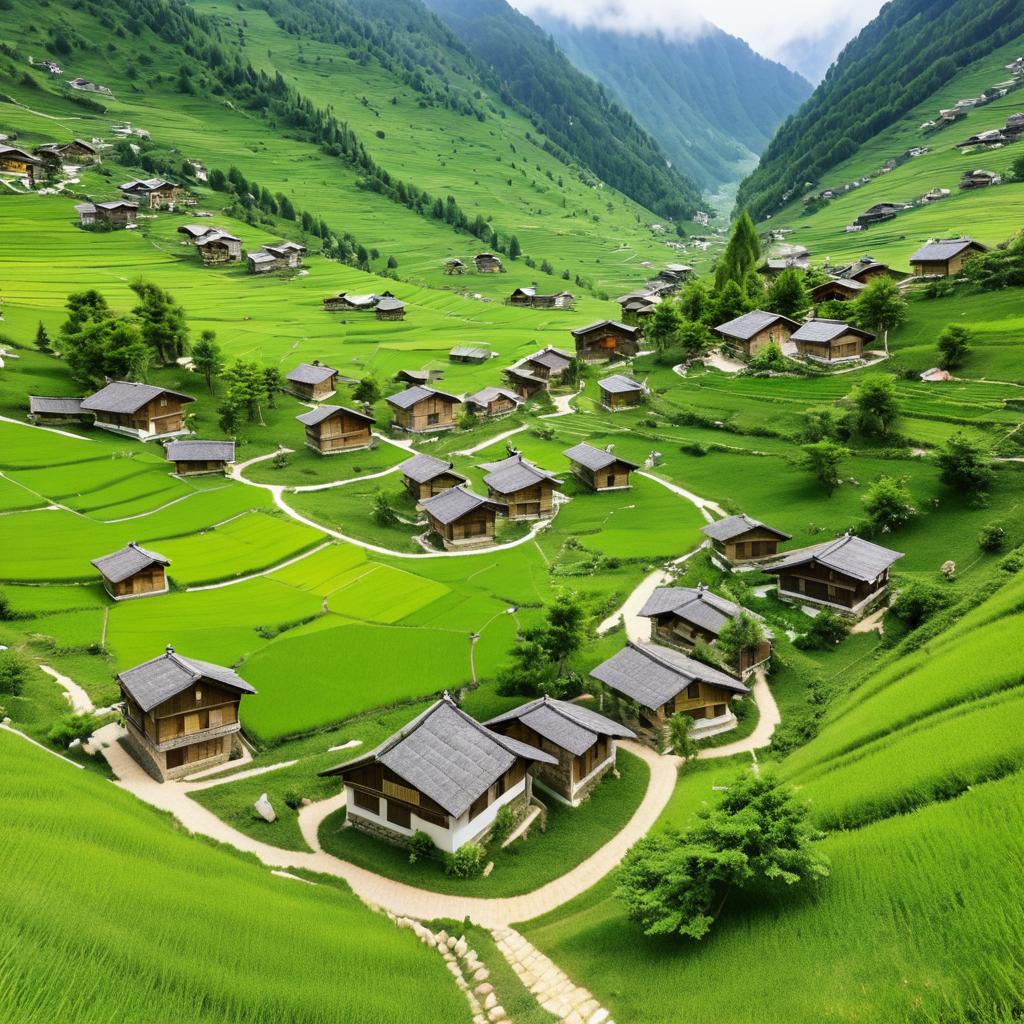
283,789 -> 304,810
1000,550 -> 1024,574
795,609 -> 849,650
978,523 -> 1007,553
47,713 -> 102,748
680,441 -> 708,456
489,804 -> 518,847
407,830 -> 436,865
0,650 -> 29,696
272,451 -> 290,470
444,842 -> 485,878
891,581 -> 951,628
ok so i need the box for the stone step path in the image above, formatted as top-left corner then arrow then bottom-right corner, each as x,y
494,927 -> 612,1024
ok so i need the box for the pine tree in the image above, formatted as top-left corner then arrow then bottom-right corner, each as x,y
714,211 -> 761,290
191,331 -> 223,393
34,322 -> 51,353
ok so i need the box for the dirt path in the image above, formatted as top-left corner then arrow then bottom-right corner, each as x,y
185,540 -> 335,591
696,667 -> 780,759
636,470 -> 726,521
452,424 -> 529,457
39,664 -> 94,715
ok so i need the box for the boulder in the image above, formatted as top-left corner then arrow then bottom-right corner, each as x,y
487,1007 -> 506,1022
454,937 -> 468,957
475,983 -> 494,997
254,793 -> 276,822
473,968 -> 490,982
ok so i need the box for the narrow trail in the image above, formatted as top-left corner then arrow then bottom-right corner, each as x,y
697,667 -> 780,760
39,664 -> 95,715
637,470 -> 725,521
185,540 -> 335,591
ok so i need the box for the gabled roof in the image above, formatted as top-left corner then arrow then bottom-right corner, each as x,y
399,453 -> 466,485
599,374 -> 645,395
395,369 -> 430,384
119,177 -> 177,191
320,695 -> 555,818
485,696 -> 634,756
295,404 -> 374,427
91,542 -> 169,584
178,224 -> 215,239
570,320 -> 638,338
421,484 -> 503,525
511,287 -> 536,298
287,362 -> 337,385
590,641 -> 748,712
265,241 -> 305,255
910,238 -> 988,263
638,584 -> 773,640
715,309 -> 800,341
504,366 -> 546,385
790,319 -> 875,344
387,385 -> 461,410
118,646 -> 256,713
764,533 -> 903,583
0,145 -> 42,164
838,258 -> 890,281
80,381 -> 193,414
376,297 -> 405,312
29,395 -> 85,415
811,277 -> 866,295
482,454 -> 562,495
701,513 -> 790,544
164,440 -> 235,463
524,347 -> 573,372
194,229 -> 240,246
563,442 -> 639,472
465,386 -> 523,408
449,345 -> 491,360
247,251 -> 277,264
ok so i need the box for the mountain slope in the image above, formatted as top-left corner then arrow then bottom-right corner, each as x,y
419,0 -> 702,218
533,17 -> 812,193
738,0 -> 1024,220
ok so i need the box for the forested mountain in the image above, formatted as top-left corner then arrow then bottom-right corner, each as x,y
420,0 -> 702,219
738,0 -> 1024,220
533,16 -> 811,193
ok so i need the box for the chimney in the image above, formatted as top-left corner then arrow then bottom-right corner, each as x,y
166,643 -> 175,655
605,443 -> 615,453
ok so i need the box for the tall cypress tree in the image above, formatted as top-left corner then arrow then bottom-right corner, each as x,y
715,211 -> 761,291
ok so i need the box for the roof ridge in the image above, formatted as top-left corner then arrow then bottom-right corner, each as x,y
625,639 -> 697,681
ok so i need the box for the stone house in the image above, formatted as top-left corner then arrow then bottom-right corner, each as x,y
91,542 -> 170,600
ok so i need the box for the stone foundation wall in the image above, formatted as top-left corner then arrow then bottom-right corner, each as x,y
573,756 -> 615,804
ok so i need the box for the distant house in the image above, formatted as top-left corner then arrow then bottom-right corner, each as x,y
833,257 -> 903,284
714,310 -> 800,361
394,369 -> 440,386
702,513 -> 790,564
80,381 -> 194,440
296,405 -> 375,455
91,542 -> 170,600
449,345 -> 491,364
658,263 -> 693,288
598,374 -> 647,411
75,200 -> 138,229
959,169 -> 1001,190
119,645 -> 256,782
764,533 -> 902,616
322,292 -> 393,313
617,291 -> 659,324
421,485 -> 504,549
444,257 -> 466,275
35,139 -> 101,166
247,241 -> 306,274
485,697 -> 634,805
376,297 -> 406,321
920,367 -> 952,382
480,452 -> 562,519
0,145 -> 43,184
463,386 -> 523,419
957,129 -> 1008,148
508,287 -> 575,310
474,252 -> 503,273
563,442 -> 638,491
503,366 -> 548,399
810,277 -> 866,304
27,395 -> 89,425
909,238 -> 989,277
286,362 -> 338,401
638,583 -> 773,678
790,318 -> 874,363
319,693 -> 555,852
177,226 -> 242,264
856,202 -> 908,227
571,320 -> 640,361
387,385 -> 461,433
760,248 -> 809,275
68,78 -> 112,95
517,346 -> 573,381
590,641 -> 749,738
164,439 -> 235,476
399,453 -> 468,502
119,178 -> 186,209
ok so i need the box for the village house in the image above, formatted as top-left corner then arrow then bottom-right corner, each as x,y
0,145 -> 42,184
504,366 -> 548,399
399,453 -> 468,502
69,78 -> 112,95
957,128 -> 1008,148
702,513 -> 790,564
761,247 -> 810,275
571,320 -> 641,361
616,291 -> 659,324
119,178 -> 186,209
909,238 -> 989,277
507,287 -> 575,310
638,584 -> 773,678
164,439 -> 235,476
119,645 -> 256,782
421,485 -> 504,549
713,310 -> 800,361
376,297 -> 406,321
27,395 -> 90,426
516,346 -> 573,381
563,442 -> 639,491
178,225 -> 242,264
75,200 -> 138,229
319,694 -> 554,853
387,385 -> 461,433
80,381 -> 194,440
474,252 -> 503,273
810,277 -> 866,303
444,257 -> 467,275
485,697 -> 634,805
247,241 -> 306,274
463,386 -> 523,419
322,291 -> 393,313
394,369 -> 442,386
35,139 -> 101,167
658,263 -> 693,289
833,256 -> 902,284
91,542 -> 170,600
449,345 -> 491,365
764,533 -> 902,615
480,452 -> 562,519
286,361 -> 339,401
296,405 -> 375,455
856,202 -> 908,227
959,169 -> 1002,190
790,318 -> 874,363
599,374 -> 647,410
591,641 -> 749,739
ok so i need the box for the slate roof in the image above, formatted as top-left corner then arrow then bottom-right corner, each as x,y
387,385 -> 460,410
399,453 -> 466,485
295,404 -> 374,427
91,542 -> 170,584
194,229 -> 240,245
376,297 -> 406,312
0,144 -> 41,163
395,370 -> 430,385
715,309 -> 799,340
525,347 -> 572,372
790,319 -> 875,344
80,381 -> 193,414
764,533 -> 903,583
28,395 -> 85,415
599,374 -> 645,395
812,277 -> 866,294
178,224 -> 215,239
450,345 -> 491,360
465,386 -> 523,408
320,695 -> 556,818
287,362 -> 337,386
118,646 -> 256,713
701,513 -> 790,544
485,696 -> 635,757
590,642 -> 748,711
638,585 -> 773,640
504,366 -> 546,385
164,440 -> 235,463
119,177 -> 177,192
570,320 -> 638,338
247,251 -> 277,265
482,454 -> 561,495
910,238 -> 987,262
563,442 -> 639,472
421,484 -> 502,525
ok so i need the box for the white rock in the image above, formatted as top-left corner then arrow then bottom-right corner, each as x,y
484,993 -> 497,1010
454,937 -> 468,957
487,1007 -> 506,1022
473,968 -> 490,982
254,793 -> 276,822
475,983 -> 494,997
447,936 -> 458,950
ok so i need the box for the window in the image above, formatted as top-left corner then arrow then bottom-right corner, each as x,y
386,801 -> 411,829
714,704 -> 727,718
165,748 -> 185,769
195,689 -> 202,702
159,397 -> 168,407
605,474 -> 615,488
687,683 -> 700,699
427,412 -> 440,425
354,790 -> 379,814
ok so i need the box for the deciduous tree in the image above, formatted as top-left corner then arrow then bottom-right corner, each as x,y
800,439 -> 849,495
853,277 -> 906,355
937,324 -> 971,370
853,376 -> 900,437
937,433 -> 994,502
862,475 -> 916,533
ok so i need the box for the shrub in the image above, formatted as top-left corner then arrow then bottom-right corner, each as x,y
979,523 -> 1007,553
891,581 -> 951,628
407,830 -> 436,865
748,341 -> 788,373
444,842 -> 485,878
272,451 -> 290,470
47,712 -> 102,748
795,609 -> 849,650
283,790 -> 304,810
1000,550 -> 1024,574
680,441 -> 708,457
373,490 -> 398,526
489,804 -> 517,847
0,650 -> 29,695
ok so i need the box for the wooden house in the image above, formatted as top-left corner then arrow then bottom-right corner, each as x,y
763,533 -> 902,617
319,694 -> 554,853
449,345 -> 491,365
322,292 -> 392,313
186,228 -> 242,264
599,374 -> 647,410
714,310 -> 801,361
387,386 -> 461,433
75,200 -> 138,228
517,346 -> 573,381
485,697 -> 634,805
474,252 -> 503,273
810,277 -> 866,304
790,318 -> 874,363
119,645 -> 256,782
563,442 -> 639,491
701,513 -> 790,564
616,291 -> 659,324
247,241 -> 305,274
463,386 -> 523,419
296,405 -> 375,454
91,542 -> 170,600
118,178 -> 186,209
444,258 -> 466,275
398,453 -> 467,502
421,485 -> 504,549
909,238 -> 989,277
394,369 -> 442,386
80,381 -> 194,440
163,439 -> 235,476
508,287 -> 575,310
591,641 -> 749,738
571,320 -> 640,361
35,139 -> 100,170
959,169 -> 1001,190
658,263 -> 693,289
638,584 -> 773,678
855,202 -> 907,227
27,395 -> 90,425
833,257 -> 903,284
504,366 -> 548,399
376,298 -> 406,321
480,452 -> 562,520
0,145 -> 42,184
286,362 -> 338,401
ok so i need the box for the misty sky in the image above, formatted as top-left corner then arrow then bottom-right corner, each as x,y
508,0 -> 885,79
